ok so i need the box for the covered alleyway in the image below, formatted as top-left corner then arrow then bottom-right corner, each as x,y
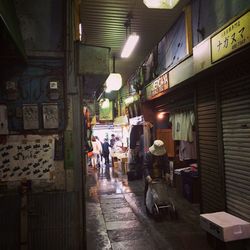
86,161 -> 213,250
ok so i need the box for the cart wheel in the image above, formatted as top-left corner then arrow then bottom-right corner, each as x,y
145,206 -> 151,216
152,204 -> 161,220
169,202 -> 178,220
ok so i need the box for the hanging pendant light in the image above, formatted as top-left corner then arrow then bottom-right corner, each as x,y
105,56 -> 122,91
106,73 -> 122,91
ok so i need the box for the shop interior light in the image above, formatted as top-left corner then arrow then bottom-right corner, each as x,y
121,33 -> 139,58
143,0 -> 179,9
124,96 -> 134,105
79,23 -> 82,41
157,112 -> 165,119
105,73 -> 122,91
124,94 -> 139,105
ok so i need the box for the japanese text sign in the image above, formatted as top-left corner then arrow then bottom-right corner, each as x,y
211,11 -> 250,63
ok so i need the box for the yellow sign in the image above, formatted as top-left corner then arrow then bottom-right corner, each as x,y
211,11 -> 250,63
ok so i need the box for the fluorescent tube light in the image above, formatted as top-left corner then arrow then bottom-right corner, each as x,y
121,33 -> 139,58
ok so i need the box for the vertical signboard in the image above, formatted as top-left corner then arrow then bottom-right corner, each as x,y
79,45 -> 110,75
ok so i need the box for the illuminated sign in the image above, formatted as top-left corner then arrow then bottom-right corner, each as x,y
99,101 -> 113,121
146,72 -> 169,100
211,11 -> 250,63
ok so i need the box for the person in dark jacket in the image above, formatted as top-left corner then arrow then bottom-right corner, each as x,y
143,140 -> 170,203
110,134 -> 115,148
102,138 -> 111,165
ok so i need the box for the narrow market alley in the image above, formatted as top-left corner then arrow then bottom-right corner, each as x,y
86,161 -> 213,250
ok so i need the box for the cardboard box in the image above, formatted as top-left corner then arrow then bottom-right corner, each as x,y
200,212 -> 250,242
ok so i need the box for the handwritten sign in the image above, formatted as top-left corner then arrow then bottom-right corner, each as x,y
211,11 -> 250,63
0,135 -> 54,181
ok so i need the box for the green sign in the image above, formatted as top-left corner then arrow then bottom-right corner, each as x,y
99,101 -> 113,121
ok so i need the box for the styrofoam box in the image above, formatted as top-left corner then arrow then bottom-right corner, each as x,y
200,211 -> 250,242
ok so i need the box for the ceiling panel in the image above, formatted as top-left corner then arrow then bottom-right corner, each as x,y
80,0 -> 190,97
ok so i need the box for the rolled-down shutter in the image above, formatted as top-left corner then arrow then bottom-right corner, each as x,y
220,76 -> 250,221
196,82 -> 225,213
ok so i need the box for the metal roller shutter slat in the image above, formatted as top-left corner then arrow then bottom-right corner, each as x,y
197,83 -> 224,212
224,146 -> 250,154
224,150 -> 250,158
219,70 -> 250,221
226,164 -> 250,172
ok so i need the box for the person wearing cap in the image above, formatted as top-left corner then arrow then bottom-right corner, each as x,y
143,140 -> 170,202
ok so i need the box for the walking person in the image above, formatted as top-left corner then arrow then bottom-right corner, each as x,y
143,140 -> 170,203
95,136 -> 103,166
91,136 -> 101,169
102,138 -> 111,165
110,134 -> 116,148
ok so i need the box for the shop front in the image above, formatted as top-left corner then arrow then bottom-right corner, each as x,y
142,67 -> 199,204
141,10 -> 250,217
193,10 -> 250,220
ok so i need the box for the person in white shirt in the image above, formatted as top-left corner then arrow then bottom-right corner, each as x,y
95,136 -> 103,166
91,136 -> 102,168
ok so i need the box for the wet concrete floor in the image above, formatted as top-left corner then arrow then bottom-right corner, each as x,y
86,162 -> 213,250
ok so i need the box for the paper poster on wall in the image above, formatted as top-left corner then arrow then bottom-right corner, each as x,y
23,104 -> 39,130
0,135 -> 55,181
42,103 -> 59,129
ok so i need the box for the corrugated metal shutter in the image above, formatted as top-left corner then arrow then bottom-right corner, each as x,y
220,76 -> 250,221
196,82 -> 225,212
0,194 -> 20,250
28,192 -> 80,250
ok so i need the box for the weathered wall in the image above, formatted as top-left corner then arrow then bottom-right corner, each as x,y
0,0 -> 65,191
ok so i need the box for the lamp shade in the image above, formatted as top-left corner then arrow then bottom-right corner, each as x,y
143,0 -> 179,9
105,86 -> 112,93
106,73 -> 122,91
